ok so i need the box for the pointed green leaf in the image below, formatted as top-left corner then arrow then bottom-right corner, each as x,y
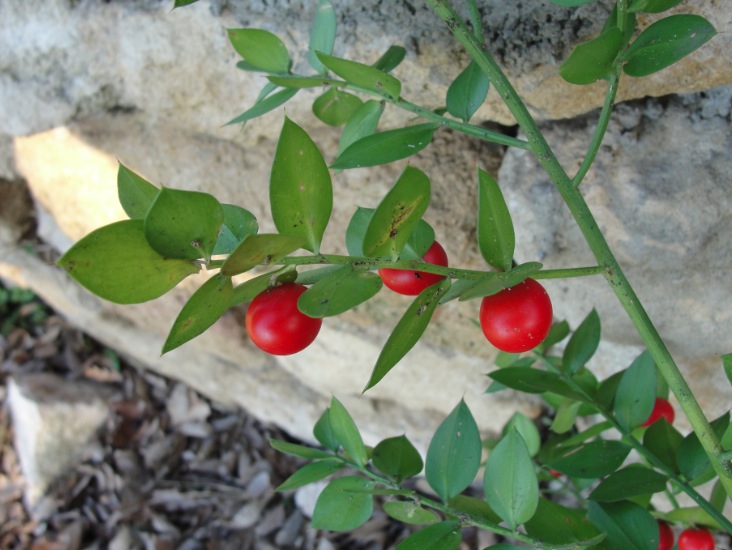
144,187 -> 223,260
395,521 -> 461,550
484,428 -> 539,529
548,440 -> 631,479
338,100 -> 385,155
446,61 -> 490,122
227,28 -> 291,73
365,278 -> 450,391
372,45 -> 407,73
298,266 -> 382,317
588,501 -> 658,550
560,27 -> 624,85
267,75 -> 341,89
221,233 -> 305,276
551,399 -> 582,434
477,168 -> 514,271
346,206 -> 433,260
623,15 -> 716,77
173,0 -> 200,7
332,123 -> 437,170
57,220 -> 198,304
425,400 -> 481,503
722,353 -> 732,388
589,465 -> 668,502
276,460 -> 343,492
363,166 -> 431,259
664,506 -> 724,531
563,309 -> 601,373
270,117 -> 332,253
316,51 -> 401,99
311,476 -> 374,531
614,350 -> 657,431
228,267 -> 294,306
329,396 -> 367,467
449,495 -> 502,525
225,87 -> 299,125
502,413 -> 541,457
313,88 -> 363,126
677,412 -> 730,484
314,407 -> 340,452
525,498 -> 604,546
117,163 -> 159,219
487,367 -> 589,402
307,0 -> 336,74
401,218 -> 436,260
643,418 -> 683,473
212,204 -> 259,255
628,0 -> 683,13
373,435 -> 423,482
541,320 -> 570,350
162,274 -> 232,354
269,438 -> 334,460
294,265 -> 342,286
383,501 -> 439,525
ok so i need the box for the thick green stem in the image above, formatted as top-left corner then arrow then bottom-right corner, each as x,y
425,0 -> 732,502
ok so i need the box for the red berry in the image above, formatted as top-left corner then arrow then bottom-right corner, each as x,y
549,469 -> 562,479
379,240 -> 448,296
678,527 -> 715,550
641,397 -> 675,427
245,283 -> 322,355
479,278 -> 553,353
657,520 -> 674,550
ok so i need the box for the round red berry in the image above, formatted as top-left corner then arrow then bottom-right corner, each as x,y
379,240 -> 448,296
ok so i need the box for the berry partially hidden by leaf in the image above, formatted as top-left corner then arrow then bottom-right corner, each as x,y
378,240 -> 448,296
657,520 -> 674,550
678,527 -> 715,550
641,397 -> 675,427
245,283 -> 322,355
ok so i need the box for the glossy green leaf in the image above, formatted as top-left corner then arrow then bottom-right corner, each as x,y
502,262 -> 543,287
298,266 -> 382,318
484,429 -> 538,530
551,399 -> 582,434
678,412 -> 730,484
372,45 -> 407,73
438,278 -> 482,305
307,0 -> 336,74
402,219 -> 436,261
117,163 -> 159,219
173,0 -> 200,7
628,0 -> 683,13
212,204 -> 259,255
144,187 -> 223,261
338,100 -> 385,155
589,464 -> 668,502
329,396 -> 367,467
456,274 -> 502,301
331,123 -> 437,170
542,320 -> 570,350
345,206 -> 374,257
710,479 -> 726,513
270,117 -> 332,253
560,27 -> 623,85
311,476 -> 374,531
448,495 -> 502,525
549,0 -> 596,6
268,438 -> 334,460
294,265 -> 342,286
57,220 -> 198,304
587,501 -> 658,550
503,413 -> 541,457
313,88 -> 363,126
373,435 -> 423,482
226,87 -> 299,125
267,75 -> 341,89
446,61 -> 489,122
722,353 -> 732,388
425,399 -> 481,503
313,407 -> 340,452
364,278 -> 450,391
276,460 -> 343,492
563,309 -> 601,374
643,418 -> 683,473
316,51 -> 401,99
623,15 -> 716,77
548,440 -> 631,478
487,367 -> 588,402
162,274 -> 232,354
363,166 -> 431,259
227,28 -> 290,73
664,506 -> 724,531
228,267 -> 293,306
395,521 -> 461,550
525,498 -> 604,546
383,501 -> 439,525
476,168 -> 514,272
614,350 -> 657,431
221,234 -> 304,276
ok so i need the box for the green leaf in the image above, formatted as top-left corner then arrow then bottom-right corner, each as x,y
57,220 -> 198,304
587,501 -> 658,550
329,396 -> 367,467
212,204 -> 259,255
307,0 -> 336,74
487,367 -> 589,402
372,435 -> 423,482
172,0 -> 199,7
589,464 -> 668,502
276,460 -> 343,492
312,88 -> 363,126
677,412 -> 730,484
338,100 -> 385,155
162,274 -> 232,354
476,168 -> 515,271
294,265 -> 342,286
316,51 -> 401,99
502,413 -> 541,457
551,399 -> 582,434
144,187 -> 223,261
560,27 -> 624,85
664,506 -> 724,531
628,0 -> 683,13
364,278 -> 450,391
311,476 -> 374,531
383,501 -> 439,526
221,233 -> 304,277
614,350 -> 657,431
548,440 -> 631,478
372,45 -> 407,73
446,61 -> 490,122
345,206 -> 374,257
722,353 -> 732,388
643,418 -> 683,473
332,123 -> 437,170
448,495 -> 502,524
525,498 -> 604,546
227,28 -> 291,73
623,15 -> 716,77
117,163 -> 159,219
484,428 -> 539,529
395,521 -> 461,550
425,399 -> 481,503
362,166 -> 431,259
563,309 -> 601,373
298,266 -> 382,318
225,87 -> 299,125
313,407 -> 340,452
541,320 -> 570,350
270,116 -> 333,253
228,267 -> 293,306
268,438 -> 334,460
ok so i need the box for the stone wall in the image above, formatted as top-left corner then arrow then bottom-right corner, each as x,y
1,0 -> 731,448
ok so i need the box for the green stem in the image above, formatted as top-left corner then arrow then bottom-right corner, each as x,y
425,0 -> 732,504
